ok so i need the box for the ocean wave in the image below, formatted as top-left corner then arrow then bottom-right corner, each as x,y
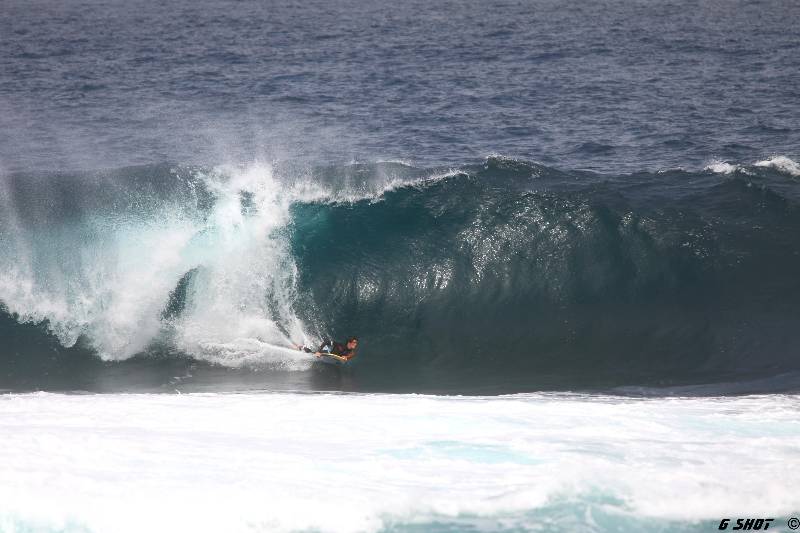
1,157 -> 800,392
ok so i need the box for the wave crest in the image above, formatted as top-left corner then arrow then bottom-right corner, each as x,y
2,157 -> 800,391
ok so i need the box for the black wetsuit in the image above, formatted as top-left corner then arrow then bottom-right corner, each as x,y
320,339 -> 355,358
302,339 -> 355,358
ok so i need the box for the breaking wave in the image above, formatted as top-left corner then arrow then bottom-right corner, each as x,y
2,156 -> 800,392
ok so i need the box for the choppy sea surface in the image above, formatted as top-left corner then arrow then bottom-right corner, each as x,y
1,0 -> 799,531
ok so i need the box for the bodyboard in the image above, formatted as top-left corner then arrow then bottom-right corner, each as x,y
315,354 -> 348,366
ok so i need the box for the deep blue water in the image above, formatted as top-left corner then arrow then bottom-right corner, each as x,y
2,0 -> 799,172
1,0 -> 799,394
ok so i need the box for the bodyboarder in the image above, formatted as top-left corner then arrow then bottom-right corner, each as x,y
294,336 -> 359,361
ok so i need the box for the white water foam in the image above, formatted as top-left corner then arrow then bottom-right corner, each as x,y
1,392 -> 798,533
754,156 -> 800,177
705,155 -> 800,177
704,161 -> 741,175
0,163 -> 313,365
168,163 -> 310,367
292,166 -> 464,205
0,209 -> 275,360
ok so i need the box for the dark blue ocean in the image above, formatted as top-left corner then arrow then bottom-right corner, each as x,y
3,0 -> 799,172
1,0 -> 799,393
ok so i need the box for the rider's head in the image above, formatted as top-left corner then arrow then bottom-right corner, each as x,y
346,336 -> 359,350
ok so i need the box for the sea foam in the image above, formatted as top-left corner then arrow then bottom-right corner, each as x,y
754,156 -> 800,177
1,392 -> 798,533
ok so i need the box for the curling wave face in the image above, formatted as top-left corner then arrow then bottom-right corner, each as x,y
1,156 -> 800,393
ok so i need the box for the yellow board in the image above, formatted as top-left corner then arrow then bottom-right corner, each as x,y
315,353 -> 348,365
